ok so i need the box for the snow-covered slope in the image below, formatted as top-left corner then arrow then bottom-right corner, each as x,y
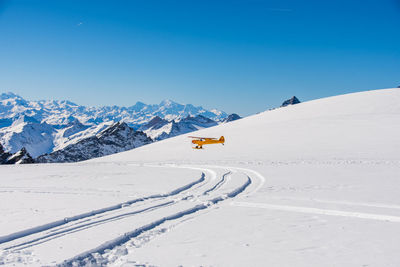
102,88 -> 400,163
0,116 -> 55,157
1,88 -> 400,267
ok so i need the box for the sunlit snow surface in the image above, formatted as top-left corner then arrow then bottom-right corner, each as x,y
1,88 -> 400,266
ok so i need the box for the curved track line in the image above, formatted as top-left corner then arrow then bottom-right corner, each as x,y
1,164 -> 259,266
8,170 -> 234,251
61,176 -> 252,266
228,166 -> 265,195
192,164 -> 266,195
2,165 -> 224,252
203,171 -> 231,195
0,172 -> 205,245
231,201 -> 400,223
144,164 -> 218,181
269,196 -> 400,210
6,201 -> 176,251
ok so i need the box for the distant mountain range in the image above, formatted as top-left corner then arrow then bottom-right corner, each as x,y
0,92 -> 240,163
0,92 -> 227,129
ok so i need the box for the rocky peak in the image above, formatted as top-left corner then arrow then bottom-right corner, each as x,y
223,113 -> 241,123
148,116 -> 168,127
97,122 -> 135,140
281,96 -> 301,107
139,116 -> 169,132
182,114 -> 215,124
2,146 -> 34,164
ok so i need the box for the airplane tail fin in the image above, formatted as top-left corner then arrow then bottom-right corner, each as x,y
219,136 -> 225,143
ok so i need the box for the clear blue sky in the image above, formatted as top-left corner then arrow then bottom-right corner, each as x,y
0,0 -> 399,115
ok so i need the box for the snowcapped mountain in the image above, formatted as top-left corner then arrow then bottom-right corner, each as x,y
0,116 -> 55,157
0,92 -> 235,162
139,115 -> 219,140
36,122 -> 152,163
0,93 -> 228,129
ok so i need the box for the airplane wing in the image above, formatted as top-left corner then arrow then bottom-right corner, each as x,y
188,136 -> 218,140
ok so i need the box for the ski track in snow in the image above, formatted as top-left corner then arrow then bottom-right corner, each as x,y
60,164 -> 258,266
61,176 -> 252,266
0,170 -> 205,245
263,196 -> 400,210
3,163 -> 400,266
5,201 -> 177,252
203,171 -> 230,195
231,201 -> 400,223
4,163 -> 400,266
0,164 -> 263,266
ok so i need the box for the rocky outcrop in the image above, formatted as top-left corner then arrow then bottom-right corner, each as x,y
222,113 -> 241,123
281,96 -> 301,107
36,122 -> 152,163
0,144 -> 34,164
5,147 -> 34,164
0,143 -> 10,163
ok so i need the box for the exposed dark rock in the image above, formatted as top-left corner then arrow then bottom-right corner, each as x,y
0,145 -> 34,164
139,116 -> 169,131
5,147 -> 34,164
281,96 -> 301,107
0,143 -> 11,163
222,113 -> 241,123
36,122 -> 152,163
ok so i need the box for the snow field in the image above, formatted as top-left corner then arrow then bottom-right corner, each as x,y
1,164 -> 262,266
1,88 -> 400,266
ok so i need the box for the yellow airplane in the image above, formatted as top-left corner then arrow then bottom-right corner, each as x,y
189,136 -> 225,149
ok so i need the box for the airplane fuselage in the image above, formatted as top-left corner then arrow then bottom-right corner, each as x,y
191,136 -> 225,149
